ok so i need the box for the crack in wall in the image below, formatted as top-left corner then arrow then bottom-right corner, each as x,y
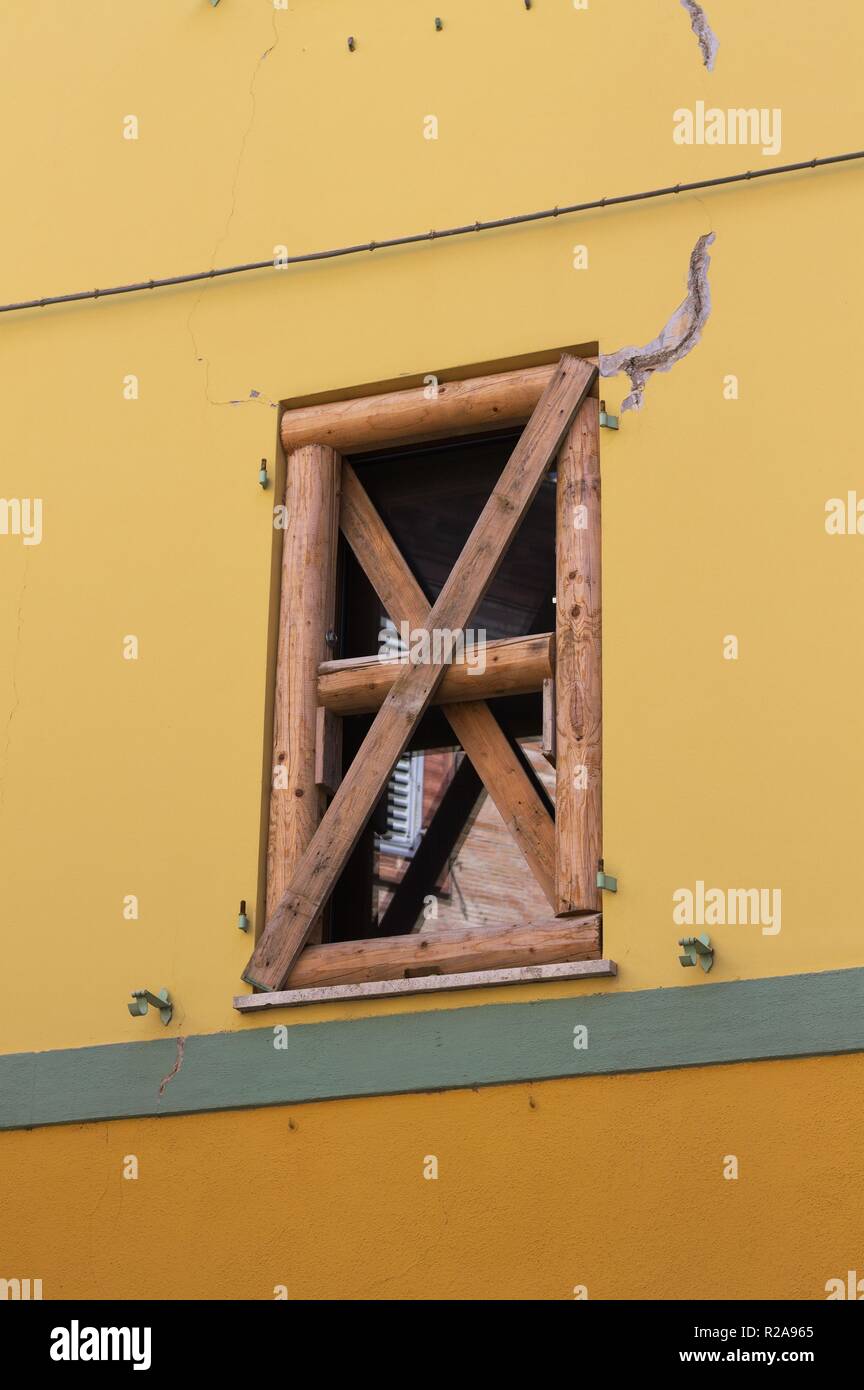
158,1036 -> 186,1096
599,232 -> 716,412
188,7 -> 282,406
211,11 -> 281,265
681,0 -> 719,72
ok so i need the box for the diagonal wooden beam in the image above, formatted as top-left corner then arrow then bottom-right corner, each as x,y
338,461 -> 559,903
243,354 -> 597,990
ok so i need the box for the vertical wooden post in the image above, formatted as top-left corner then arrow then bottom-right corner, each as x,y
542,676 -> 556,767
266,444 -> 342,936
555,398 -> 601,913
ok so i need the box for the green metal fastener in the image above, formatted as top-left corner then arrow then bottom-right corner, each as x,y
678,934 -> 714,973
596,870 -> 618,892
128,989 -> 173,1025
599,401 -> 619,430
435,18 -> 443,31
238,899 -> 250,933
258,458 -> 269,488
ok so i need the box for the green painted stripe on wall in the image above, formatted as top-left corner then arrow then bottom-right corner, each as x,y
2,968 -> 863,1131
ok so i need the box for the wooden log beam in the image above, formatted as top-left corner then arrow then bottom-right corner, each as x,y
243,354 -> 597,990
266,445 -> 342,934
376,754 -> 485,937
339,465 -> 558,905
555,397 -> 602,913
542,676 -> 556,767
282,363 -> 559,456
317,632 -> 554,716
280,916 -> 601,989
445,701 -> 557,889
314,706 -> 342,798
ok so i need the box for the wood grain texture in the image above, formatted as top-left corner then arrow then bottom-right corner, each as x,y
444,702 -> 557,902
266,445 -> 342,933
314,705 -> 342,798
339,461 -> 431,630
317,632 -> 553,715
341,463 -> 558,906
555,398 -> 602,913
282,364 -> 559,455
244,355 -> 597,990
542,676 -> 556,767
279,916 -> 600,988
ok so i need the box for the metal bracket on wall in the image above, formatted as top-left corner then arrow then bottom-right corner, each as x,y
599,401 -> 619,430
596,869 -> 618,893
678,934 -> 714,973
237,900 -> 251,933
128,989 -> 173,1025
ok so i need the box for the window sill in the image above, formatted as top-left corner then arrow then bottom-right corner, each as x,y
234,957 -> 616,1011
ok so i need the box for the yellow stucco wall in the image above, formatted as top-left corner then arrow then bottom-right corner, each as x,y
1,1 -> 863,1304
2,1054 -> 863,1300
2,0 -> 862,1054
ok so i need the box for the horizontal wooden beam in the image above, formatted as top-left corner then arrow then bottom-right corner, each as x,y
280,362 -> 595,455
317,632 -> 553,715
278,916 -> 601,989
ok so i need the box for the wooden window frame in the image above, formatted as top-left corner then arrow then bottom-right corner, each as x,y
235,352 -> 613,1011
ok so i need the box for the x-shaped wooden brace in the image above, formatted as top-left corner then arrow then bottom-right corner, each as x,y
244,354 -> 597,991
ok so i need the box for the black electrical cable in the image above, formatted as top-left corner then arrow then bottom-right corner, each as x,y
1,149 -> 861,316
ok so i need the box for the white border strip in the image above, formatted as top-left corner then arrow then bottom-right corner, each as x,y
234,958 -> 617,1011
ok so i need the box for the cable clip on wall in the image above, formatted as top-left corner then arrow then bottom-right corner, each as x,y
678,935 -> 714,973
128,989 -> 174,1025
596,866 -> 618,893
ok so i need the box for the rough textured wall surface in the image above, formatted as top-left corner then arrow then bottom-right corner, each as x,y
1,0 -> 861,1053
0,0 -> 862,1302
1,1055 -> 862,1300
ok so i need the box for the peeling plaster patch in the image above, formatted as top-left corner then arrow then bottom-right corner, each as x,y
600,232 -> 715,412
681,0 -> 719,72
158,1037 -> 186,1096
